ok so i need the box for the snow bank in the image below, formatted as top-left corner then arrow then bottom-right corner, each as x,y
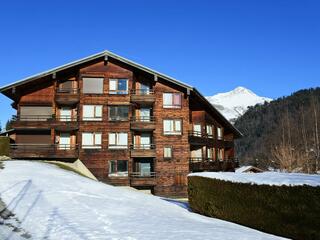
189,171 -> 320,187
0,161 -> 286,240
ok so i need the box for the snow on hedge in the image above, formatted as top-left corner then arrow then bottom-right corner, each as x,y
189,171 -> 320,187
0,161 -> 286,240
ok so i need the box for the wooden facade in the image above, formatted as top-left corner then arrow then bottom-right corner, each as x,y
0,50 -> 241,197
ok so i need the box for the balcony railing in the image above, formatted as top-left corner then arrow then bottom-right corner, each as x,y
130,144 -> 155,150
55,88 -> 80,105
131,116 -> 155,122
130,89 -> 155,103
131,172 -> 156,178
13,115 -> 53,121
56,88 -> 79,94
10,144 -> 78,159
131,89 -> 154,95
189,157 -> 238,172
130,144 -> 156,157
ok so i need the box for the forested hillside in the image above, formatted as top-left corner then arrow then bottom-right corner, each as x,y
235,87 -> 320,173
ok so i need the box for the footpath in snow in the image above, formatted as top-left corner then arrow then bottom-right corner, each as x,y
0,161 -> 286,240
189,171 -> 320,187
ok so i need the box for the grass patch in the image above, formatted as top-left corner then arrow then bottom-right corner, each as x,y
0,137 -> 10,156
188,176 -> 320,240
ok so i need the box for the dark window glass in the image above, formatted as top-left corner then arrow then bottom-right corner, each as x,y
108,106 -> 129,121
117,160 -> 128,173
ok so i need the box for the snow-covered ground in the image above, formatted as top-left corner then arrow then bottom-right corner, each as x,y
0,161 -> 286,240
190,171 -> 320,187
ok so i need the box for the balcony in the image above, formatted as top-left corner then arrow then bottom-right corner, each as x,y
10,144 -> 79,159
130,172 -> 156,186
12,115 -> 53,129
189,158 -> 237,172
130,116 -> 156,131
130,89 -> 155,104
53,115 -> 79,131
130,144 -> 156,157
55,88 -> 80,105
188,131 -> 213,146
12,115 -> 79,131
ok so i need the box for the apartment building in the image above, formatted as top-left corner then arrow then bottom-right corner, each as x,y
0,50 -> 241,197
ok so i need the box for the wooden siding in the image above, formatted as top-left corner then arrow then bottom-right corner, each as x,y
8,57 -> 237,197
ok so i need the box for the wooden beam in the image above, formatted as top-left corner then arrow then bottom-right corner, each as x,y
104,55 -> 108,65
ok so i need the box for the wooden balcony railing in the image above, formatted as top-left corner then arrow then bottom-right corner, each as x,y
130,171 -> 157,186
131,89 -> 154,95
131,116 -> 155,122
130,90 -> 155,103
55,88 -> 80,105
131,172 -> 156,178
130,144 -> 156,157
56,88 -> 79,94
13,115 -> 53,121
130,144 -> 155,150
10,144 -> 78,159
189,158 -> 238,172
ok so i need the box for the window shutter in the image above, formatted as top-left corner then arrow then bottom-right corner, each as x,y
83,78 -> 103,94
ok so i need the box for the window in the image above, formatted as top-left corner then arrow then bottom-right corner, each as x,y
207,147 -> 214,160
164,146 -> 172,159
108,106 -> 129,121
109,79 -> 128,94
83,105 -> 103,121
163,119 -> 182,135
206,125 -> 213,138
193,124 -> 202,136
218,148 -> 224,160
83,77 -> 104,94
109,160 -> 128,176
82,132 -> 102,149
108,133 -> 128,149
163,93 -> 182,108
217,127 -> 223,140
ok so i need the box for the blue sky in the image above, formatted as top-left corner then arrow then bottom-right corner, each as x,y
0,0 -> 319,128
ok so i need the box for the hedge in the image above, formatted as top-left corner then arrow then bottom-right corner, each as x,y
188,176 -> 320,240
0,137 -> 9,156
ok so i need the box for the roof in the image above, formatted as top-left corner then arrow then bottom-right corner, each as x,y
235,166 -> 264,173
0,50 -> 242,137
0,129 -> 15,136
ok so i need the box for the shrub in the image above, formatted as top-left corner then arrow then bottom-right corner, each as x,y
0,137 -> 10,156
188,176 -> 320,240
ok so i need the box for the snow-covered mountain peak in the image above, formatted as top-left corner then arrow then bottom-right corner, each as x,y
206,87 -> 272,122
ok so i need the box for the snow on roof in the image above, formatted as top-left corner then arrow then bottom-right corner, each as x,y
189,172 -> 320,187
0,161 -> 285,239
235,165 -> 263,173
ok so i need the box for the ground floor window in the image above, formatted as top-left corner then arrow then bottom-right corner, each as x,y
109,160 -> 128,176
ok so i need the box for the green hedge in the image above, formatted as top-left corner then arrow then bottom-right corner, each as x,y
0,137 -> 9,156
188,176 -> 320,240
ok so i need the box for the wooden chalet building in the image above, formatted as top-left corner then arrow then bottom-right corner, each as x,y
0,50 -> 241,197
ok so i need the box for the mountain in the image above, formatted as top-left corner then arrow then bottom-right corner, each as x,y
234,87 -> 320,173
206,87 -> 272,122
